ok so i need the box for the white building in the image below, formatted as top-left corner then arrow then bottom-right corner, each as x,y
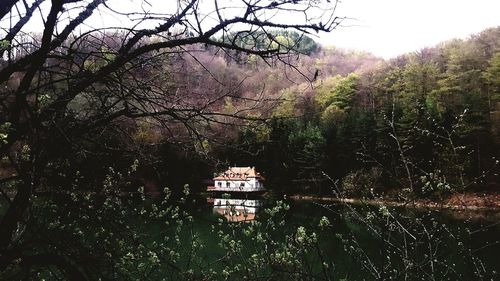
209,167 -> 265,192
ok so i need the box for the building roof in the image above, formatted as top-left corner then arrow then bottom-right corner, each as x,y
213,166 -> 264,181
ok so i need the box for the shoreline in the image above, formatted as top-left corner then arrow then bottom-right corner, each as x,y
287,193 -> 500,212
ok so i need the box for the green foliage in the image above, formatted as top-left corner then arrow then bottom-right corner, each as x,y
223,28 -> 499,196
341,167 -> 383,198
0,122 -> 11,145
272,86 -> 302,118
0,170 -> 337,281
243,28 -> 500,196
419,170 -> 451,196
219,30 -> 319,55
288,123 -> 326,180
339,203 -> 499,280
275,30 -> 320,55
316,74 -> 358,110
7,26 -> 500,278
220,119 -> 327,193
0,40 -> 9,51
315,74 -> 358,127
484,52 -> 500,106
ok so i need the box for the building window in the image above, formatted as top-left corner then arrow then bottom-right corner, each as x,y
226,182 -> 230,188
217,182 -> 222,187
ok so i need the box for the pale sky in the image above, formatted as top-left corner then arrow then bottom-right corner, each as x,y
322,0 -> 500,58
10,0 -> 500,59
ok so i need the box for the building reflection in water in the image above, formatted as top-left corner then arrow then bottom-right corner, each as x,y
208,198 -> 263,222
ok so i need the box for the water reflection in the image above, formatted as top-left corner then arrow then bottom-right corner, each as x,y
208,198 -> 263,222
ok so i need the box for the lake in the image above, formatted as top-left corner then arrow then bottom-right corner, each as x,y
187,196 -> 500,280
1,193 -> 499,280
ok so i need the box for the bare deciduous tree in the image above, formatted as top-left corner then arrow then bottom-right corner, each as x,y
0,0 -> 341,277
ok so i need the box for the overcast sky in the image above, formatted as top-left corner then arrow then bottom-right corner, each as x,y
13,0 -> 500,59
86,0 -> 500,58
322,0 -> 500,58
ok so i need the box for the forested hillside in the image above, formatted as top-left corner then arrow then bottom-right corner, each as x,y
2,25 -> 498,198
31,26 -> 496,198
217,27 -> 500,197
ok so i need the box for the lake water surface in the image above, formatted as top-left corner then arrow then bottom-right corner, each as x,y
193,196 -> 500,280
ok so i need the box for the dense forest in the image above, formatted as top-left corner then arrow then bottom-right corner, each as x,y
218,27 -> 500,197
4,26 -> 497,198
101,27 -> 500,198
1,1 -> 500,280
1,24 -> 499,198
